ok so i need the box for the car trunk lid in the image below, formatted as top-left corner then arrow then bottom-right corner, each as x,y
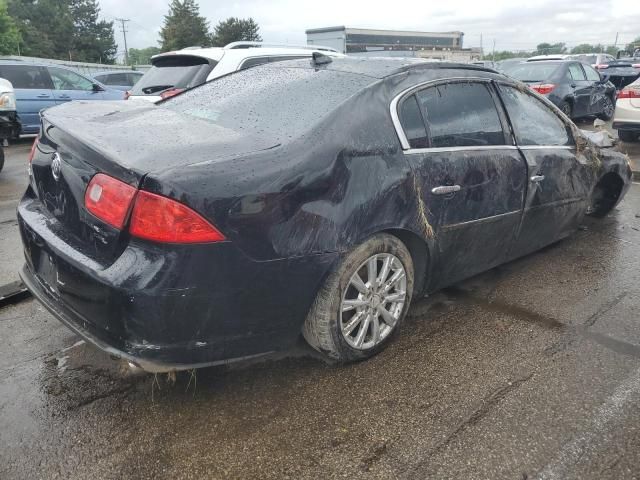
31,100 -> 277,263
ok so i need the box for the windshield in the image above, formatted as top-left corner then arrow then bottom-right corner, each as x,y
130,55 -> 216,96
163,65 -> 373,141
507,63 -> 559,82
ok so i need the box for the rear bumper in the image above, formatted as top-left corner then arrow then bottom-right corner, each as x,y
18,194 -> 339,371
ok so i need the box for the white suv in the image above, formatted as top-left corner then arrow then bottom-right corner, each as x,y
128,42 -> 342,102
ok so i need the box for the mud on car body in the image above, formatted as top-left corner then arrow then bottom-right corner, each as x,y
18,57 -> 632,372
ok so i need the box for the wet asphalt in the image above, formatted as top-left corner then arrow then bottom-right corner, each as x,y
1,134 -> 640,479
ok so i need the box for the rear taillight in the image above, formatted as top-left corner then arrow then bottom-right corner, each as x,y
28,138 -> 38,164
596,64 -> 609,69
633,64 -> 640,69
530,83 -> 556,95
160,88 -> 184,100
85,174 -> 137,229
124,90 -> 131,100
129,190 -> 225,244
618,88 -> 640,99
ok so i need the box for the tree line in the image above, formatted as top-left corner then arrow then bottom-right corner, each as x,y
0,0 -> 261,65
485,40 -> 640,61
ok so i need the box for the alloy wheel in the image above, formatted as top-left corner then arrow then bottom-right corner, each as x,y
340,253 -> 407,350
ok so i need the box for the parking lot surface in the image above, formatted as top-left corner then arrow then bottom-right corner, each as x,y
1,135 -> 640,479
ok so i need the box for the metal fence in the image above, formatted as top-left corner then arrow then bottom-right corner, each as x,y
0,55 -> 151,75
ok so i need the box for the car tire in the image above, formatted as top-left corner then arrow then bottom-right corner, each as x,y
302,233 -> 414,363
598,96 -> 615,121
559,100 -> 572,118
618,130 -> 639,143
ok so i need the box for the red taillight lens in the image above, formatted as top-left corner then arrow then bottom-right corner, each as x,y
160,88 -> 184,100
633,64 -> 640,69
618,88 -> 640,99
530,83 -> 556,95
129,191 -> 225,244
596,64 -> 609,69
28,138 -> 38,163
85,174 -> 137,229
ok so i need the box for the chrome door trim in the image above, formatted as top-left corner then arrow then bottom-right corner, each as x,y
439,210 -> 521,232
390,76 -> 493,150
402,145 -> 519,155
519,145 -> 574,150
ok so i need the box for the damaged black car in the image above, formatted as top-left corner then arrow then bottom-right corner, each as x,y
18,56 -> 632,372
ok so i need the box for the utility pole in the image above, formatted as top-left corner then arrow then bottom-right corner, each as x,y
116,18 -> 130,65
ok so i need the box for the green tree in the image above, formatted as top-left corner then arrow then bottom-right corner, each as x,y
69,0 -> 116,63
159,0 -> 210,52
570,43 -> 598,54
211,17 -> 261,47
7,0 -> 73,59
482,50 -> 530,61
0,0 -> 20,55
129,46 -> 161,64
535,42 -> 567,55
625,36 -> 640,55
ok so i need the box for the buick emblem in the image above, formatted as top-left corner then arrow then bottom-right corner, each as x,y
51,153 -> 62,181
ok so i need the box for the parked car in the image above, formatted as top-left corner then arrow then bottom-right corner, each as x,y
568,54 -> 640,89
527,54 -> 569,62
495,58 -> 528,74
0,61 -> 125,134
471,61 -> 496,69
613,77 -> 640,142
127,41 -> 343,102
506,60 -> 616,120
19,57 -> 631,372
0,78 -> 21,172
91,70 -> 144,91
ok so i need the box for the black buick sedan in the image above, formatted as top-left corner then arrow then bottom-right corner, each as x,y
19,57 -> 631,372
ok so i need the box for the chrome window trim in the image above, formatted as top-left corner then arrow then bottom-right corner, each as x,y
389,76 -> 492,150
519,145 -> 574,150
403,145 -> 519,155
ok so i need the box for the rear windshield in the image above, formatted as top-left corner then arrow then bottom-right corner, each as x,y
130,55 -> 215,95
574,55 -> 597,64
507,63 -> 559,82
163,66 -> 373,141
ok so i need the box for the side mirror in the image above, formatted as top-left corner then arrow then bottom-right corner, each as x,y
92,83 -> 104,92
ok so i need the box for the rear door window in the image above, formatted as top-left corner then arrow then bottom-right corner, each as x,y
583,65 -> 601,82
414,82 -> 506,148
130,55 -> 216,96
0,65 -> 53,89
568,64 -> 587,81
498,84 -> 571,146
49,67 -> 94,91
399,94 -> 428,148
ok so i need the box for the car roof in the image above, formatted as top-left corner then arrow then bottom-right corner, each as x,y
92,70 -> 144,76
258,56 -> 500,79
527,55 -> 569,61
152,44 -> 343,63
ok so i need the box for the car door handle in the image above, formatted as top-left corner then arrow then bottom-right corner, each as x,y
58,95 -> 71,99
431,185 -> 461,195
36,94 -> 50,98
531,175 -> 545,183
570,83 -> 577,88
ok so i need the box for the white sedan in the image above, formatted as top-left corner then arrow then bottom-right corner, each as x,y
613,77 -> 640,142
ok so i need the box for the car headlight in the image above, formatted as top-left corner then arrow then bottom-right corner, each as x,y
0,92 -> 16,111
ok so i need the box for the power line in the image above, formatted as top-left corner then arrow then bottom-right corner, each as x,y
116,18 -> 131,65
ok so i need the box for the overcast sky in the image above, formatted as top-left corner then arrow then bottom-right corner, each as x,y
99,0 -> 640,58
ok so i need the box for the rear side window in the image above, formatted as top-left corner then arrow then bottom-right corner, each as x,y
499,85 -> 571,146
130,55 -> 215,95
415,82 -> 505,148
399,95 -> 428,148
568,64 -> 586,81
102,73 -> 128,85
0,65 -> 53,89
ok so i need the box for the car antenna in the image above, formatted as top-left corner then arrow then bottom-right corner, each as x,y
311,52 -> 333,66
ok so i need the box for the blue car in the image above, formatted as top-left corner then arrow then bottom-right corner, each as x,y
0,61 -> 125,134
91,70 -> 144,91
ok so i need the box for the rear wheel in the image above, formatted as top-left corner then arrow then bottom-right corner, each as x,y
303,234 -> 414,362
618,130 -> 639,143
559,100 -> 572,118
599,96 -> 615,121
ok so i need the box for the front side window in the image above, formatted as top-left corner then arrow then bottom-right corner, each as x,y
415,82 -> 505,148
498,85 -> 571,146
583,66 -> 601,82
49,67 -> 94,91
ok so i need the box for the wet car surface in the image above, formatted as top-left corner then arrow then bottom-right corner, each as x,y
16,58 -> 631,371
2,138 -> 640,479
